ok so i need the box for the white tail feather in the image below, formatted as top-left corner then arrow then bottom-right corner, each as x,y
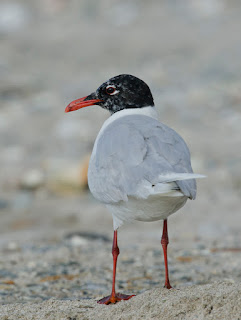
158,173 -> 206,183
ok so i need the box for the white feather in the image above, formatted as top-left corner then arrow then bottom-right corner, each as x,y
157,173 -> 206,183
107,193 -> 188,230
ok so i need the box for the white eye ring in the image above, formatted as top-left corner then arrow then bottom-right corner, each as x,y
106,85 -> 119,95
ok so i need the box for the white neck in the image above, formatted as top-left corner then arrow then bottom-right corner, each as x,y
111,105 -> 158,120
101,106 -> 158,134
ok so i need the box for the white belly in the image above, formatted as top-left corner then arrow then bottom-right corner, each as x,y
106,194 -> 188,230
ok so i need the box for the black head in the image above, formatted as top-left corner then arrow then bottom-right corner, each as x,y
95,74 -> 154,113
65,74 -> 154,114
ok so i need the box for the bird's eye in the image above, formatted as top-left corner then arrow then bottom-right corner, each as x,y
106,85 -> 117,95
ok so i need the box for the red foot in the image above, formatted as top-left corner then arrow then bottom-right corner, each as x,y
97,293 -> 135,305
164,281 -> 172,289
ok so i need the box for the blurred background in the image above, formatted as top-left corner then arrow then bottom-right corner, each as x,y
0,0 -> 240,304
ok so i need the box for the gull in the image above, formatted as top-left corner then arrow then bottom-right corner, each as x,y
65,74 -> 204,304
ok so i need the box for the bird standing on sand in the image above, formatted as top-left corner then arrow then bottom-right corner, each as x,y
65,74 -> 204,305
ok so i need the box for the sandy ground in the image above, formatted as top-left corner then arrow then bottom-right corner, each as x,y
0,0 -> 241,319
0,282 -> 240,320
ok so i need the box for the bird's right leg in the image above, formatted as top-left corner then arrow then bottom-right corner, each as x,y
161,219 -> 172,289
97,230 -> 135,304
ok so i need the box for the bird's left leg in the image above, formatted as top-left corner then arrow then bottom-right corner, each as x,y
97,230 -> 135,304
161,219 -> 172,289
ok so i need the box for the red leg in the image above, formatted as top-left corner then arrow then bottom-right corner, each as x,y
161,219 -> 172,289
97,230 -> 135,304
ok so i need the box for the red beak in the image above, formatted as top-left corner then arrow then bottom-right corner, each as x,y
65,95 -> 102,113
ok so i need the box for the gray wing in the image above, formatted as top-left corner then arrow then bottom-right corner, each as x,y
88,115 -> 197,204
